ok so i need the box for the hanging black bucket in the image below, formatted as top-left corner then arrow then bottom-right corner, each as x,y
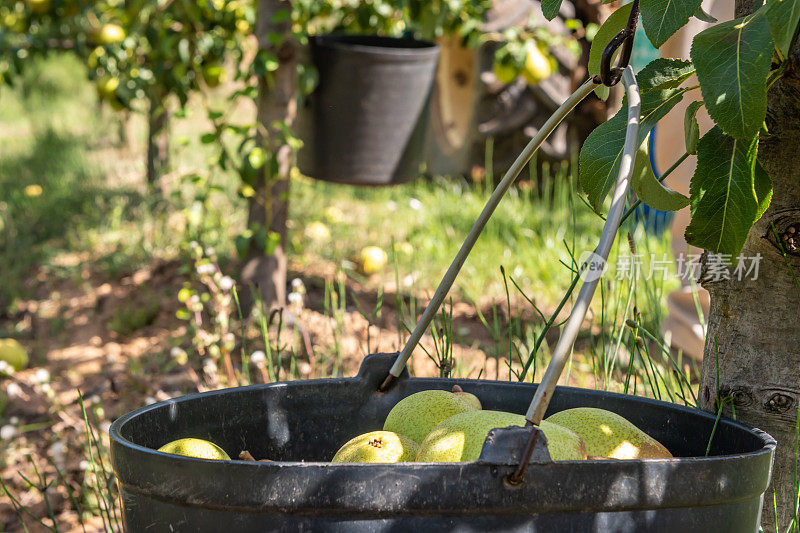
296,35 -> 440,186
110,354 -> 775,532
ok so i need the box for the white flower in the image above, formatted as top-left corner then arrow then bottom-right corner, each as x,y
189,241 -> 199,249
408,198 -> 422,210
144,397 -> 157,405
79,460 -> 90,471
288,292 -> 303,305
33,368 -> 50,384
291,278 -> 303,289
88,395 -> 101,404
205,247 -> 216,257
0,425 -> 17,440
219,276 -> 235,292
170,347 -> 184,358
203,358 -> 218,374
196,263 -> 215,276
49,441 -> 66,464
250,351 -> 266,366
9,417 -> 19,425
6,382 -> 21,397
0,361 -> 12,375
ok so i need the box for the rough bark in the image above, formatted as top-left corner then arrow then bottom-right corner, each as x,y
699,2 -> 800,531
146,93 -> 170,184
239,0 -> 296,312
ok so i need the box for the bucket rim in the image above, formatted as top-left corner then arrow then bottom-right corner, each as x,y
109,374 -> 777,466
310,33 -> 440,58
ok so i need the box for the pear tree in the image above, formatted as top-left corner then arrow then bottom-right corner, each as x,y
542,0 -> 800,528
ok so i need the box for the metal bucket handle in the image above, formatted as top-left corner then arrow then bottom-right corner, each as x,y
378,67 -> 641,470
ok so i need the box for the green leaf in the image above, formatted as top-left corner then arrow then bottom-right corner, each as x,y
637,58 -> 695,92
541,0 -> 563,21
754,160 -> 773,221
200,132 -> 218,144
761,0 -> 800,57
684,101 -> 703,155
588,3 -> 634,77
694,5 -> 718,23
685,127 -> 762,256
631,137 -> 690,211
595,85 -> 611,101
580,87 -> 689,212
691,13 -> 774,140
640,0 -> 702,48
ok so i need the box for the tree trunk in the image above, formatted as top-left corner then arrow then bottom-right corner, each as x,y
699,3 -> 800,531
239,0 -> 296,311
146,92 -> 170,184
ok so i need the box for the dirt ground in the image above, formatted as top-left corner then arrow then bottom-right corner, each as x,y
1,251 -> 576,531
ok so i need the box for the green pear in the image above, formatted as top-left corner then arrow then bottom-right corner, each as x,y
158,438 -> 231,460
383,387 -> 481,444
545,407 -> 672,459
451,384 -> 481,411
331,431 -> 418,463
0,339 -> 28,371
416,410 -> 587,462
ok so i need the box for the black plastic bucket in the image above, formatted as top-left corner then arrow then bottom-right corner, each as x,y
110,354 -> 775,532
296,35 -> 439,186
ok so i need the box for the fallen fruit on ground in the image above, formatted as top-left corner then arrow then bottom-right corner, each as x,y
157,438 -> 231,460
358,246 -> 388,275
545,407 -> 672,459
331,430 -> 419,463
383,388 -> 482,444
0,338 -> 28,371
416,410 -> 587,462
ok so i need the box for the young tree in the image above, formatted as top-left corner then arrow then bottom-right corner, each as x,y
239,0 -> 297,310
560,0 -> 800,528
0,0 -> 249,185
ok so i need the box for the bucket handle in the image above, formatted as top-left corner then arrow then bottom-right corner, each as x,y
506,66 -> 641,483
378,76 -> 600,391
379,67 -> 640,406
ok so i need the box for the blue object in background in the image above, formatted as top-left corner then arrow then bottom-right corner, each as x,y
630,25 -> 674,237
631,125 -> 674,236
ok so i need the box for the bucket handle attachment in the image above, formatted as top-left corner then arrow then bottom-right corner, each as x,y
377,76 -> 600,392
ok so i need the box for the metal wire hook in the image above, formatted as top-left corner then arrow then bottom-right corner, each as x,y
598,0 -> 640,87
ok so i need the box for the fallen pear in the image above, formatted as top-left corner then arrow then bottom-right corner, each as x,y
416,410 -> 587,462
331,431 -> 418,463
383,387 -> 481,445
545,407 -> 672,459
0,338 -> 28,372
158,438 -> 231,460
